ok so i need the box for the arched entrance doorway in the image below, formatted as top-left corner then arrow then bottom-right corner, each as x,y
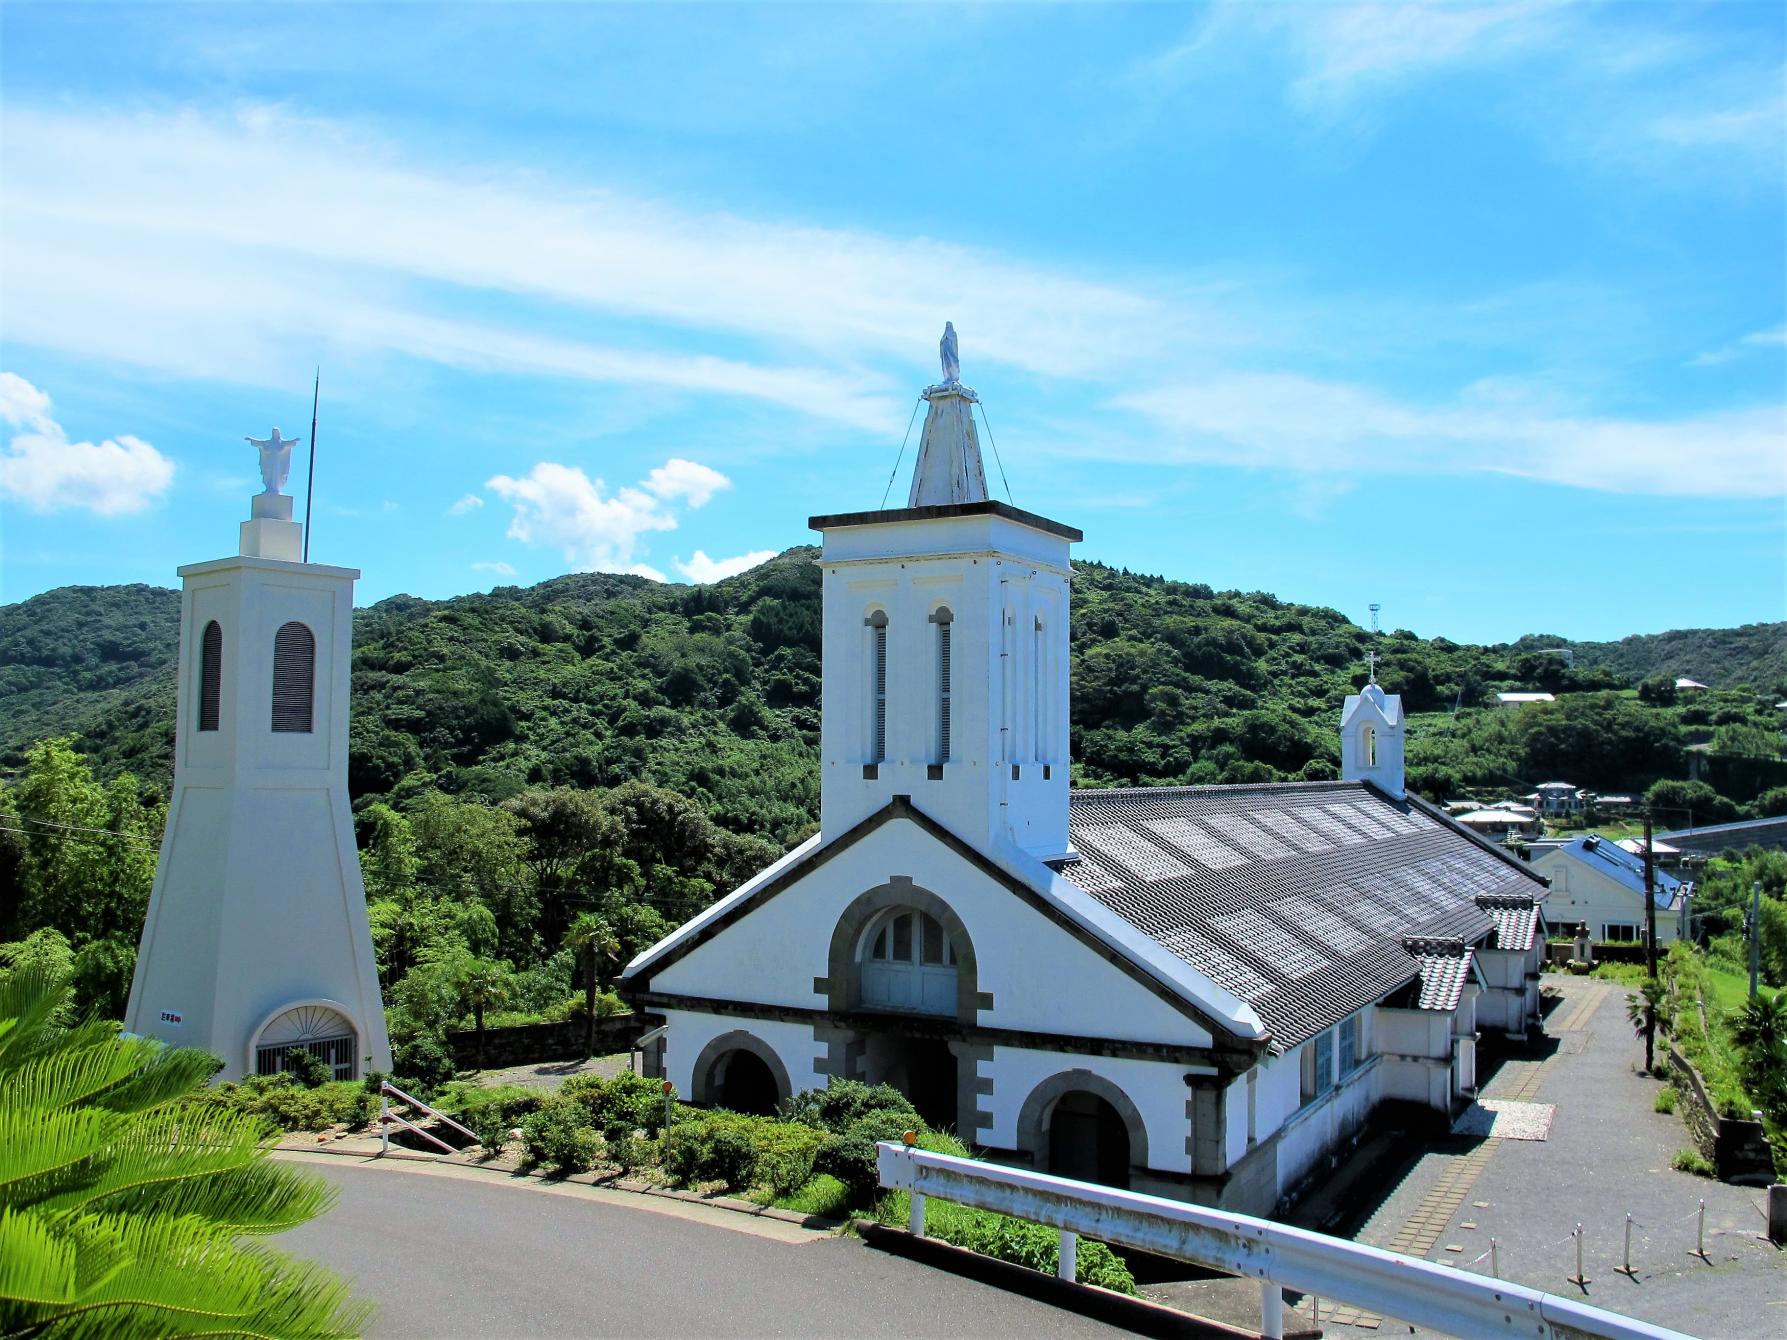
252,1003 -> 357,1081
1047,1091 -> 1131,1189
709,1048 -> 780,1116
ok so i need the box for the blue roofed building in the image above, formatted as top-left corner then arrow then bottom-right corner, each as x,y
1528,835 -> 1688,945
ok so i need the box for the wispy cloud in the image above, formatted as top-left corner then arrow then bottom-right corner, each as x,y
0,372 -> 175,515
470,560 -> 516,577
447,492 -> 484,516
1116,372 -> 1785,497
1689,324 -> 1787,368
485,457 -> 729,576
674,549 -> 777,583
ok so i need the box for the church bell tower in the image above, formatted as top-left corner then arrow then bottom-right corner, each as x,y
125,430 -> 390,1081
1340,655 -> 1406,800
810,326 -> 1081,862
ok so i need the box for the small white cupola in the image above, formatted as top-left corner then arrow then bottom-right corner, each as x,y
1340,654 -> 1406,799
809,325 -> 1080,862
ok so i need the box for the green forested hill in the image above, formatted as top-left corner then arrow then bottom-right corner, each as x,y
1550,623 -> 1787,692
3,552 -> 1783,835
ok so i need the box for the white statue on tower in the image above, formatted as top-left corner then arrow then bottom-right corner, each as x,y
245,428 -> 301,495
939,321 -> 960,385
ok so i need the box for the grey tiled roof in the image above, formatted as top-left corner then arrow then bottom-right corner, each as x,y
1477,895 -> 1541,952
1065,781 -> 1543,1050
1402,938 -> 1473,1012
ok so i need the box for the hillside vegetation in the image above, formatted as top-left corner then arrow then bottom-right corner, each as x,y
4,551 -> 1784,833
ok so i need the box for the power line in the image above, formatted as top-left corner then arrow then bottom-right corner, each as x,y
879,396 -> 924,508
0,815 -> 160,845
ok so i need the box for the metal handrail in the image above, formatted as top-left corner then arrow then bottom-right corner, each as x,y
379,1079 -> 477,1154
877,1142 -> 1690,1340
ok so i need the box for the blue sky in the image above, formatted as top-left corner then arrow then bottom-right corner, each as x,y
1,1 -> 1782,645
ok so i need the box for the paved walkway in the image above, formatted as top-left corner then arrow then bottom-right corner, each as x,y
276,1153 -> 1132,1339
1315,976 -> 1782,1338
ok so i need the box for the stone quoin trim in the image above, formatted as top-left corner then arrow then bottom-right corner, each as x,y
1015,1068 -> 1152,1175
689,1029 -> 794,1109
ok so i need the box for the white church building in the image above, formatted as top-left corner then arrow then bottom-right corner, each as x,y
621,332 -> 1549,1214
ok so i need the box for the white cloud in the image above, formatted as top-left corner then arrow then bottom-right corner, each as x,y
0,372 -> 174,515
674,549 -> 777,584
447,492 -> 484,516
486,457 -> 735,573
470,560 -> 516,577
1689,324 -> 1787,368
1116,373 -> 1786,497
644,458 -> 730,508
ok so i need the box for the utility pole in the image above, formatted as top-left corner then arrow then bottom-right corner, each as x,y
1643,808 -> 1658,980
1751,880 -> 1763,1001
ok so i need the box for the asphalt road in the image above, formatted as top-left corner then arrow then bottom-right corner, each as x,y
276,1154 -> 1130,1340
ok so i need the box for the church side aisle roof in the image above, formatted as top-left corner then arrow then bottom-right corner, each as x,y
1064,780 -> 1545,1050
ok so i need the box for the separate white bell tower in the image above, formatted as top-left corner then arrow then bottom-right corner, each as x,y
1340,654 -> 1406,799
811,326 -> 1080,862
125,431 -> 390,1080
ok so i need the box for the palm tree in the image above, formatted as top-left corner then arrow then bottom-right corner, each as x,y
461,959 -> 512,1071
0,967 -> 370,1337
563,913 -> 620,1059
1626,975 -> 1667,1074
1730,992 -> 1787,1104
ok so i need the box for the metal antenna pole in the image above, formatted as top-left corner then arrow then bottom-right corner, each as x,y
302,368 -> 319,562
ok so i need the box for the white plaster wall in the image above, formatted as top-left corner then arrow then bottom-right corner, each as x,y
658,1009 -> 826,1100
1273,1060 -> 1381,1194
1372,1008 -> 1451,1109
650,816 -> 1213,1048
982,1044 -> 1193,1175
126,555 -> 390,1079
1532,850 -> 1678,944
1251,1049 -> 1303,1147
817,512 -> 1073,860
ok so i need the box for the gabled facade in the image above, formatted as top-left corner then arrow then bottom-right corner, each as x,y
1530,835 -> 1684,944
621,329 -> 1550,1216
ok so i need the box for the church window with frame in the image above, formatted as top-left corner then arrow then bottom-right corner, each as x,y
1338,1013 -> 1361,1075
866,610 -> 888,763
862,907 -> 957,1014
930,606 -> 953,764
1363,724 -> 1377,768
198,620 -> 223,732
271,621 -> 316,734
1300,1029 -> 1335,1107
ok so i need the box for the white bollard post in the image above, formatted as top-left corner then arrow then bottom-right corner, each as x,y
1058,1230 -> 1077,1283
1695,1199 -> 1706,1260
1489,1237 -> 1499,1278
379,1092 -> 389,1156
1259,1281 -> 1284,1340
1617,1213 -> 1636,1277
1568,1223 -> 1588,1287
909,1191 -> 926,1239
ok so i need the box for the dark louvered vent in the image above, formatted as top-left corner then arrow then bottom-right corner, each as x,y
198,621 -> 222,731
271,621 -> 315,733
937,621 -> 952,762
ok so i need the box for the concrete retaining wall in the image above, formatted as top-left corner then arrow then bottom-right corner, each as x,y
446,1014 -> 648,1070
1667,1043 -> 1775,1186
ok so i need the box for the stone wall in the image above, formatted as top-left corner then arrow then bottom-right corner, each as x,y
447,1014 -> 649,1070
1667,1044 -> 1775,1186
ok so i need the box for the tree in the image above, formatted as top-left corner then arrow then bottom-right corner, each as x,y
563,912 -> 619,1059
0,968 -> 370,1337
460,959 -> 513,1071
1643,779 -> 1741,827
1626,976 -> 1667,1075
358,802 -> 420,902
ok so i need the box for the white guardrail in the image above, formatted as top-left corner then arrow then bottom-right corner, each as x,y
876,1142 -> 1691,1340
378,1080 -> 476,1155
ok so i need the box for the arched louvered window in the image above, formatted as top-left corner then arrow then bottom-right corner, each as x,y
271,622 -> 316,733
866,610 -> 888,763
198,621 -> 222,731
930,606 -> 953,764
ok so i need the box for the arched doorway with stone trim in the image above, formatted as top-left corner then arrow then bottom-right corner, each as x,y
248,1001 -> 360,1081
1017,1069 -> 1149,1190
819,878 -> 983,1136
691,1030 -> 792,1116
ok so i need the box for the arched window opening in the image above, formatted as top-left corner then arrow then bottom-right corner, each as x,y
1362,724 -> 1377,769
198,621 -> 222,732
866,610 -> 888,763
930,606 -> 953,764
271,621 -> 316,733
862,907 -> 957,1014
255,1004 -> 356,1081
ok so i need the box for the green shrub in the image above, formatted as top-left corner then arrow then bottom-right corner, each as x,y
783,1079 -> 921,1136
563,1072 -> 668,1133
189,1075 -> 377,1132
520,1097 -> 598,1173
705,1126 -> 759,1190
663,1111 -> 824,1193
814,1111 -> 914,1208
604,1121 -> 645,1173
1671,1147 -> 1714,1177
892,1197 -> 1137,1295
1654,1086 -> 1678,1114
284,1047 -> 333,1089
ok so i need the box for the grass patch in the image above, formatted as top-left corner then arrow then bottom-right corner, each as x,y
876,1190 -> 1137,1295
1702,965 -> 1779,1011
1654,1086 -> 1677,1114
1671,1148 -> 1714,1177
770,1173 -> 852,1218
